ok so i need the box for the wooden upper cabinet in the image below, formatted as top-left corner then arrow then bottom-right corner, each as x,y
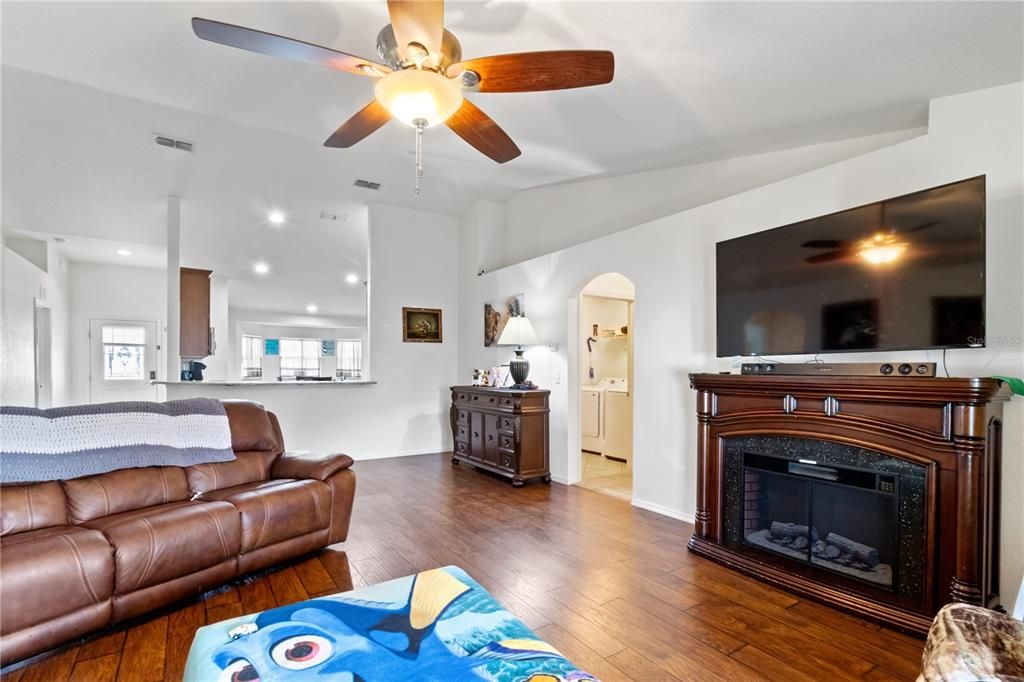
180,267 -> 212,359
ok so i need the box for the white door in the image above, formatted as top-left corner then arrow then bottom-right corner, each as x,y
89,320 -> 158,403
34,301 -> 52,408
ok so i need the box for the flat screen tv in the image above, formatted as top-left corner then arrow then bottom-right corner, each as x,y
716,176 -> 985,357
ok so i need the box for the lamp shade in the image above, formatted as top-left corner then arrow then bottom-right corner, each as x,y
497,316 -> 539,346
374,69 -> 464,128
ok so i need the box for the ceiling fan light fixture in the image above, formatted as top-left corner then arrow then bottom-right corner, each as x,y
858,233 -> 907,265
374,68 -> 463,127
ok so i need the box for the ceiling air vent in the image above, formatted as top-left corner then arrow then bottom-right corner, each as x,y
353,179 -> 381,190
154,135 -> 194,152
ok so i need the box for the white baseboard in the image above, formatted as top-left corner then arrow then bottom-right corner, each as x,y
549,475 -> 570,485
355,449 -> 450,461
630,497 -> 695,524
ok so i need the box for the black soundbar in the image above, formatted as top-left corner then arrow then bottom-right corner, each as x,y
740,362 -> 937,377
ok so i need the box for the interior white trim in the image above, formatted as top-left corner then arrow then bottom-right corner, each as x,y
631,498 -> 695,524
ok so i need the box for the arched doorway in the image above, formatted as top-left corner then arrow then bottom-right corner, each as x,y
574,273 -> 634,501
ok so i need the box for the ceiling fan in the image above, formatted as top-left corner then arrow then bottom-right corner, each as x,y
192,1 -> 615,194
801,202 -> 939,265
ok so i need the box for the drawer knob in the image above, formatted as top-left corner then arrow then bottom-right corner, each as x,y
824,396 -> 840,417
487,434 -> 494,442
783,394 -> 798,414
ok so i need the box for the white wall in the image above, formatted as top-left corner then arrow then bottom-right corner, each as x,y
0,241 -> 71,406
67,262 -> 167,404
496,128 -> 925,270
165,202 -> 460,458
458,82 -> 1024,606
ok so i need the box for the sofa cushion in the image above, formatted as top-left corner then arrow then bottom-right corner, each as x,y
223,401 -> 279,452
202,479 -> 331,553
0,525 -> 114,635
83,500 -> 241,594
62,466 -> 191,525
183,403 -> 283,495
0,481 -> 68,536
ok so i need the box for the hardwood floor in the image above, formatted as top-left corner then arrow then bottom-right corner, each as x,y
2,453 -> 925,681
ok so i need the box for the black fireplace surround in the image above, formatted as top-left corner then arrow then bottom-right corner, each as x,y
723,435 -> 927,603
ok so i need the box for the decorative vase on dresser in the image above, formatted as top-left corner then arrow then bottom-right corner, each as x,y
450,386 -> 551,486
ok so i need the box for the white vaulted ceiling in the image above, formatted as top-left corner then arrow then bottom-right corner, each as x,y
2,1 -> 1021,244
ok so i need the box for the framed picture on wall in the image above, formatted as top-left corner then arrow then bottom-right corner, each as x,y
403,307 -> 443,343
484,294 -> 525,347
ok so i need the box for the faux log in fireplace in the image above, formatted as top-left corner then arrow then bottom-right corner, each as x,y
688,373 -> 1011,635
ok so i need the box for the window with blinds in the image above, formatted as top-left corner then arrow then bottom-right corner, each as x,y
336,339 -> 363,379
241,335 -> 263,378
280,338 -> 321,377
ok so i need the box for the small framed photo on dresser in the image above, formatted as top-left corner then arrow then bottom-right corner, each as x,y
402,307 -> 443,343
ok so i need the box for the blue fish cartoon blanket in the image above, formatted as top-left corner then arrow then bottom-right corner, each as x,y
184,565 -> 596,681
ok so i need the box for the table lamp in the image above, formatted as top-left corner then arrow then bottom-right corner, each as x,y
498,315 -> 540,387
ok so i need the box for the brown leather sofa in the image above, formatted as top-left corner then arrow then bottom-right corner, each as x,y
0,400 -> 356,666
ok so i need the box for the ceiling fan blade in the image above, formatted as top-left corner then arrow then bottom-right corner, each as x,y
192,18 -> 391,77
801,239 -> 850,249
805,250 -> 852,264
386,0 -> 444,65
324,100 -> 391,148
908,220 -> 939,232
457,50 -> 614,93
446,99 -> 521,164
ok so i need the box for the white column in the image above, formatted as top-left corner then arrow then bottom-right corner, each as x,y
166,195 -> 181,383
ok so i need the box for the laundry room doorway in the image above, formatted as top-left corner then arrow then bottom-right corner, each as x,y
576,273 -> 634,501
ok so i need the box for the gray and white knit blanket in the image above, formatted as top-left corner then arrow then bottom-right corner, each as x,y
0,398 -> 236,484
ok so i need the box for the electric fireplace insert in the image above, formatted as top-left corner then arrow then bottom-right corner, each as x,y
722,435 -> 927,603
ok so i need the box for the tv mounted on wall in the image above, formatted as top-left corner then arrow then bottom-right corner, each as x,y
716,176 -> 985,357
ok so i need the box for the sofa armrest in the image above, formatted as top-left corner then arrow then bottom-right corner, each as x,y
271,451 -> 354,481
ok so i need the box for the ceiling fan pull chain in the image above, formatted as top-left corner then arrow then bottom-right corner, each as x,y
413,118 -> 426,197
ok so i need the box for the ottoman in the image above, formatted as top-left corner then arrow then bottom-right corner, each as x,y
186,565 -> 595,681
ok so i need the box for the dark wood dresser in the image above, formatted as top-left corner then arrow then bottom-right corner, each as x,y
450,386 -> 550,486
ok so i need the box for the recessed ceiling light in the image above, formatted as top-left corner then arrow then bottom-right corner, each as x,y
117,249 -> 131,256
345,273 -> 360,284
306,304 -> 318,313
253,262 -> 270,275
268,211 -> 285,225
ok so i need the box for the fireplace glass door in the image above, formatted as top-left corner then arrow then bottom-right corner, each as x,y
742,452 -> 898,590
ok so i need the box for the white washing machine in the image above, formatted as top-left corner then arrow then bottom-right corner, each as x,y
601,378 -> 632,464
581,386 -> 604,453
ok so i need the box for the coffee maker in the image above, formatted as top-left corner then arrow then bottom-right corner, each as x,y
180,361 -> 207,381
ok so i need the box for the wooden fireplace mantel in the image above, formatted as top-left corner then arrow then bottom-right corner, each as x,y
688,373 -> 1012,635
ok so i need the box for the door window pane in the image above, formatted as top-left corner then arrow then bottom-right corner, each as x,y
102,325 -> 146,380
102,326 -> 146,345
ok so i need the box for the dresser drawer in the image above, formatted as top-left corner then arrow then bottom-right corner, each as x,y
498,395 -> 519,410
498,415 -> 515,433
454,422 -> 469,442
499,433 -> 515,451
454,440 -> 470,456
469,393 -> 500,408
454,407 -> 469,425
498,451 -> 516,471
